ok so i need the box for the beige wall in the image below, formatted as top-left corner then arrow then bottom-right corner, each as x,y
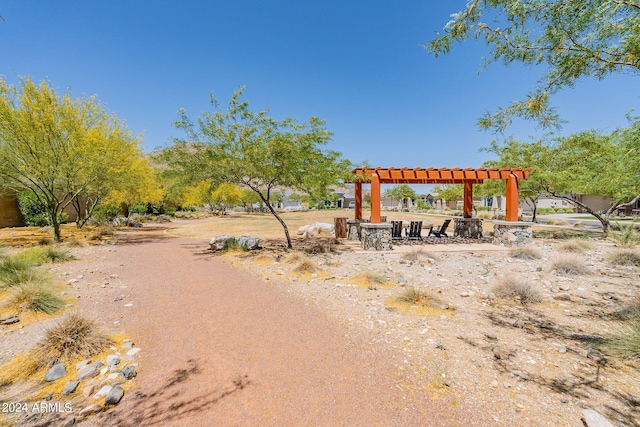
0,194 -> 25,228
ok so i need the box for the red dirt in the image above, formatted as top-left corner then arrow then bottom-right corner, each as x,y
76,225 -> 483,426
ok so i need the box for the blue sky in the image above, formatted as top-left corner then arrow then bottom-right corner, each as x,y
2,1 -> 638,169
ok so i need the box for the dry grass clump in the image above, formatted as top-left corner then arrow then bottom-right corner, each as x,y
294,258 -> 318,273
32,313 -> 112,368
402,249 -> 437,263
551,256 -> 589,275
509,246 -> 542,260
349,271 -> 390,289
5,282 -> 65,314
285,252 -> 306,264
395,286 -> 440,307
492,276 -> 542,304
558,238 -> 593,253
88,225 -> 115,241
605,320 -> 640,361
606,249 -> 640,266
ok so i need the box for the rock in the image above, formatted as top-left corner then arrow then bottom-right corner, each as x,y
513,318 -> 525,328
77,365 -> 100,381
79,404 -> 103,416
126,348 -> 141,356
587,348 -> 606,364
486,333 -> 498,340
312,222 -> 334,232
552,342 -> 567,353
83,380 -> 99,398
93,385 -> 113,399
209,235 -> 236,251
121,365 -> 137,379
554,293 -> 572,301
492,346 -> 503,359
44,363 -> 67,382
43,393 -> 53,400
60,416 -> 76,426
113,217 -> 142,228
237,235 -> 260,250
63,381 -> 80,395
297,225 -> 310,235
511,370 -> 528,380
581,409 -> 614,427
0,316 -> 19,325
105,386 -> 124,405
303,226 -> 319,238
489,380 -> 499,388
107,355 -> 121,367
76,359 -> 92,371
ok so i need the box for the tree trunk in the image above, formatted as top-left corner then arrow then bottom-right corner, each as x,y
254,189 -> 293,248
544,189 -> 611,235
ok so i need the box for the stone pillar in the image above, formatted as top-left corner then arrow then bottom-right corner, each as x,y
347,219 -> 365,241
360,222 -> 393,251
492,221 -> 533,246
453,217 -> 483,238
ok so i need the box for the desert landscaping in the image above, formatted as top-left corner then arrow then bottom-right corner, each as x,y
0,211 -> 638,426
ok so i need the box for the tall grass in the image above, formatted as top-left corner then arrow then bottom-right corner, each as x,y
609,223 -> 640,248
6,282 -> 65,314
492,276 -> 542,305
605,320 -> 640,361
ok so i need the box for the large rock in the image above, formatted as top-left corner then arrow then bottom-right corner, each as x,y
44,363 -> 66,382
113,217 -> 142,228
77,365 -> 100,381
237,236 -> 260,250
209,236 -> 236,251
303,226 -> 319,238
312,222 -> 334,232
105,386 -> 124,405
297,225 -> 310,235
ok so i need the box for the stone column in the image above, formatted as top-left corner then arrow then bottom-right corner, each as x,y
492,221 -> 533,246
360,222 -> 393,251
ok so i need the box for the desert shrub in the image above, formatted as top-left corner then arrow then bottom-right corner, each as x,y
395,286 -> 440,307
128,204 -> 148,215
492,276 -> 542,304
91,203 -> 122,223
0,256 -> 46,288
294,259 -> 317,273
6,282 -> 64,314
558,239 -> 593,253
605,320 -> 640,360
361,271 -> 387,286
17,191 -> 68,226
13,246 -> 74,265
607,249 -> 640,266
509,246 -> 542,260
609,223 -> 640,248
402,249 -> 437,263
221,239 -> 247,252
32,313 -> 112,367
551,256 -> 589,275
88,225 -> 115,241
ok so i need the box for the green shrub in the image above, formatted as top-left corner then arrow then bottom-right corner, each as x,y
92,203 -> 122,223
605,320 -> 640,360
7,283 -> 65,314
609,223 -> 640,248
128,204 -> 147,215
17,191 -> 68,227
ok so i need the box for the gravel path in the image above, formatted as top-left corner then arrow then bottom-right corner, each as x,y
77,226 -> 479,426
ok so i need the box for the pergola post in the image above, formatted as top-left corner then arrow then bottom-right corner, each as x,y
370,173 -> 381,223
355,181 -> 362,220
463,181 -> 473,218
505,174 -> 519,222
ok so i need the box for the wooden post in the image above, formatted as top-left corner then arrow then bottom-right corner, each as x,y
370,174 -> 381,223
463,181 -> 473,218
506,174 -> 519,222
355,181 -> 362,220
334,217 -> 347,238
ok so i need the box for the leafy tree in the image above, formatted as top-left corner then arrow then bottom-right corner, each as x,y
159,87 -> 352,248
0,78 -> 146,241
210,183 -> 243,215
433,185 -> 463,205
103,159 -> 165,218
383,184 -> 417,209
483,124 -> 640,233
428,1 -> 640,131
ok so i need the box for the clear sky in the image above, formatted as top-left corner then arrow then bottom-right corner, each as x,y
2,1 -> 638,169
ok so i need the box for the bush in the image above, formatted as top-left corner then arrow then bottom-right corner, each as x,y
509,246 -> 542,260
128,204 -> 147,215
492,276 -> 542,304
17,192 -> 68,226
32,313 -> 112,367
609,223 -> 640,248
605,320 -> 640,360
558,239 -> 593,253
395,286 -> 440,306
6,282 -> 65,314
606,249 -> 640,266
551,256 -> 589,275
91,203 -> 122,223
0,257 -> 41,288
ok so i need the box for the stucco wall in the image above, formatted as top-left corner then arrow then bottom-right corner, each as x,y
0,194 -> 25,228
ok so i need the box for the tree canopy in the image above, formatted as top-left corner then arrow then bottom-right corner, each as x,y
383,185 -> 417,208
158,87 -> 352,248
427,0 -> 640,131
0,77 -> 148,241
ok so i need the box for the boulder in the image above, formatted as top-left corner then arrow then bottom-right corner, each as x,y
44,363 -> 66,382
303,226 -> 319,238
105,386 -> 124,405
237,236 -> 260,250
297,225 -> 310,235
113,217 -> 142,228
209,236 -> 236,251
312,222 -> 334,232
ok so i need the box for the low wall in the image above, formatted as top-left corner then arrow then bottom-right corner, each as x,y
453,217 -> 483,239
493,221 -> 533,246
360,223 -> 392,251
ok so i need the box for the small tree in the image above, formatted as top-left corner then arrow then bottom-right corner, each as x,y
383,185 -> 417,209
159,87 -> 351,248
210,183 -> 243,215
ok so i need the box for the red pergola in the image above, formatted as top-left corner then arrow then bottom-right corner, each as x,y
350,167 -> 532,223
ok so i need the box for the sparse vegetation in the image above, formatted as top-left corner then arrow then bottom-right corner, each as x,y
294,258 -> 318,273
551,256 -> 589,275
492,276 -> 542,304
0,257 -> 47,288
509,246 -> 542,260
606,249 -> 640,266
88,225 -> 115,241
6,282 -> 65,314
558,238 -> 593,253
402,249 -> 437,263
605,320 -> 640,361
609,223 -> 640,248
395,286 -> 440,307
31,313 -> 112,368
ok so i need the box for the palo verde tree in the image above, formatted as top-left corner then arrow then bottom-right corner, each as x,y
483,124 -> 640,233
159,87 -> 352,248
0,77 -> 146,241
428,1 -> 640,131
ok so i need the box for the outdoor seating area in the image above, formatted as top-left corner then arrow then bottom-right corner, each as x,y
387,218 -> 490,245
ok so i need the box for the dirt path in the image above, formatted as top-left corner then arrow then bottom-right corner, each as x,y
76,226 -> 479,426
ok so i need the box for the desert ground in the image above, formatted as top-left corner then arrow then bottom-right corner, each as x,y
0,211 -> 638,426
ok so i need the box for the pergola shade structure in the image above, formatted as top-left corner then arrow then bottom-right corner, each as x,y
350,167 -> 532,223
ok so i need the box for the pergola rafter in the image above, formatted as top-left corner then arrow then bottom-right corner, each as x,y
350,167 -> 532,223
